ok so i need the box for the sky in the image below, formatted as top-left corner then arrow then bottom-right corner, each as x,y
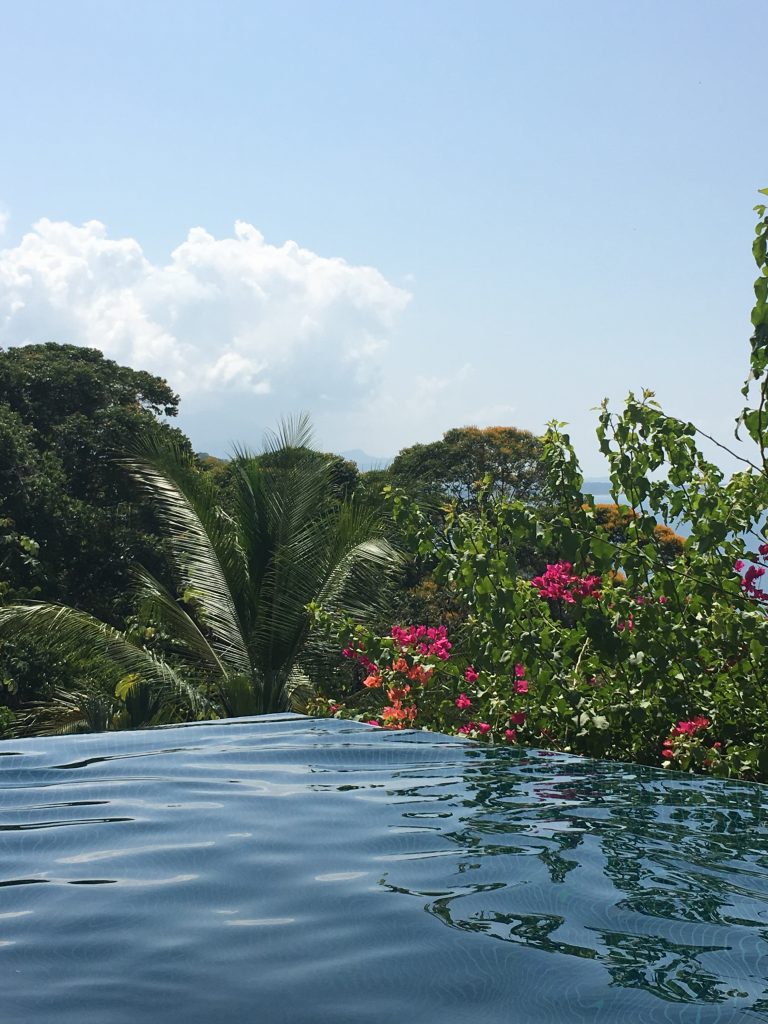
0,0 -> 766,472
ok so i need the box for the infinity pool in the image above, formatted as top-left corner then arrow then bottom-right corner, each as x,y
2,715 -> 767,1022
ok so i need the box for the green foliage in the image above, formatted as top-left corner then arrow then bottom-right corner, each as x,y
591,504 -> 686,563
312,192 -> 768,783
389,425 -> 549,508
200,446 -> 360,514
0,704 -> 14,737
0,343 -> 194,712
0,343 -> 191,620
0,418 -> 400,730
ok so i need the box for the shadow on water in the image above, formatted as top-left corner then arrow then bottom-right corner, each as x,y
1,715 -> 767,1023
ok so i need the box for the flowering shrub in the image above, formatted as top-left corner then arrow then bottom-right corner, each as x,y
307,616 -> 534,744
531,562 -> 601,602
308,192 -> 768,782
661,718 -> 722,773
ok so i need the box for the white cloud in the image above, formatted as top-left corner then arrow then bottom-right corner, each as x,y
0,207 -> 8,237
0,218 -> 411,417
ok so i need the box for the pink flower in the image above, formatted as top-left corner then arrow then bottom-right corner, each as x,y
391,624 -> 452,660
341,645 -> 377,673
366,720 -> 381,727
734,560 -> 745,572
458,723 -> 476,735
455,693 -> 472,710
671,716 -> 709,737
661,747 -> 675,759
531,562 -> 601,602
514,663 -> 526,679
504,729 -> 517,743
476,723 -> 491,735
510,711 -> 526,725
760,544 -> 768,556
515,678 -> 529,694
465,666 -> 479,684
658,596 -> 668,605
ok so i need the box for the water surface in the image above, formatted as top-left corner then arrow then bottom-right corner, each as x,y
2,715 -> 768,1023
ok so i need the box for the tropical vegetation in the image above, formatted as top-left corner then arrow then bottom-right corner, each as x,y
0,417 -> 398,731
309,190 -> 768,781
1,191 -> 768,784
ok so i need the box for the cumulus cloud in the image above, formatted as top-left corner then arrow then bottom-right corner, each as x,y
0,218 -> 411,413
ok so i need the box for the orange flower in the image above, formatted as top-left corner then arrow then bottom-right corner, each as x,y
362,674 -> 382,688
408,664 -> 433,685
392,657 -> 410,674
386,684 -> 411,702
382,703 -> 417,729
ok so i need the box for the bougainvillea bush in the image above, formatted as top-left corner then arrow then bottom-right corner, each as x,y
309,191 -> 768,782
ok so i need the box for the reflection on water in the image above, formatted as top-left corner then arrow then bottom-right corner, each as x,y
1,715 -> 767,1023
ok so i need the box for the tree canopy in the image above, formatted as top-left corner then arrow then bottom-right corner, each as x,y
0,343 -> 188,619
0,418 -> 400,729
389,425 -> 548,507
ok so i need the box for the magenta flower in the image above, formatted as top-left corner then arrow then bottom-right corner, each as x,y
510,711 -> 526,725
515,678 -> 529,694
531,562 -> 601,602
671,716 -> 709,736
391,624 -> 452,660
465,665 -> 479,684
455,693 -> 472,710
504,729 -> 517,743
476,723 -> 491,735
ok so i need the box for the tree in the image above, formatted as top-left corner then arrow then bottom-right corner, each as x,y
200,447 -> 360,510
590,504 -> 686,563
0,343 -> 191,620
0,418 -> 400,728
314,192 -> 768,782
389,425 -> 549,508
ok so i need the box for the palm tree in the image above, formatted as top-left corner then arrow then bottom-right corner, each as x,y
0,416 -> 399,727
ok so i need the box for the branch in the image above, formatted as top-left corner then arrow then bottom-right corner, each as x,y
694,427 -> 763,474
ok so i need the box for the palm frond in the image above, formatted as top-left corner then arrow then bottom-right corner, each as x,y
132,566 -> 230,677
17,688 -> 120,736
262,412 -> 315,454
0,602 -> 185,692
115,670 -> 212,721
122,434 -> 252,676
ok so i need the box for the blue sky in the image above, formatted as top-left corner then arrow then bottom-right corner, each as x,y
0,1 -> 765,471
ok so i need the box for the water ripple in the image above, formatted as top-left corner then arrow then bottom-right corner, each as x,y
1,714 -> 768,1023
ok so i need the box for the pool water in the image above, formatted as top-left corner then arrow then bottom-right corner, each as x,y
2,714 -> 768,1023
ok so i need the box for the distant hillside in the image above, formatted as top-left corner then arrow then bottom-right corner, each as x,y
340,449 -> 392,471
582,479 -> 612,495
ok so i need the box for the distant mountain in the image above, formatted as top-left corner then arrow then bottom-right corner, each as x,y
196,451 -> 228,463
582,478 -> 612,495
340,449 -> 392,472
